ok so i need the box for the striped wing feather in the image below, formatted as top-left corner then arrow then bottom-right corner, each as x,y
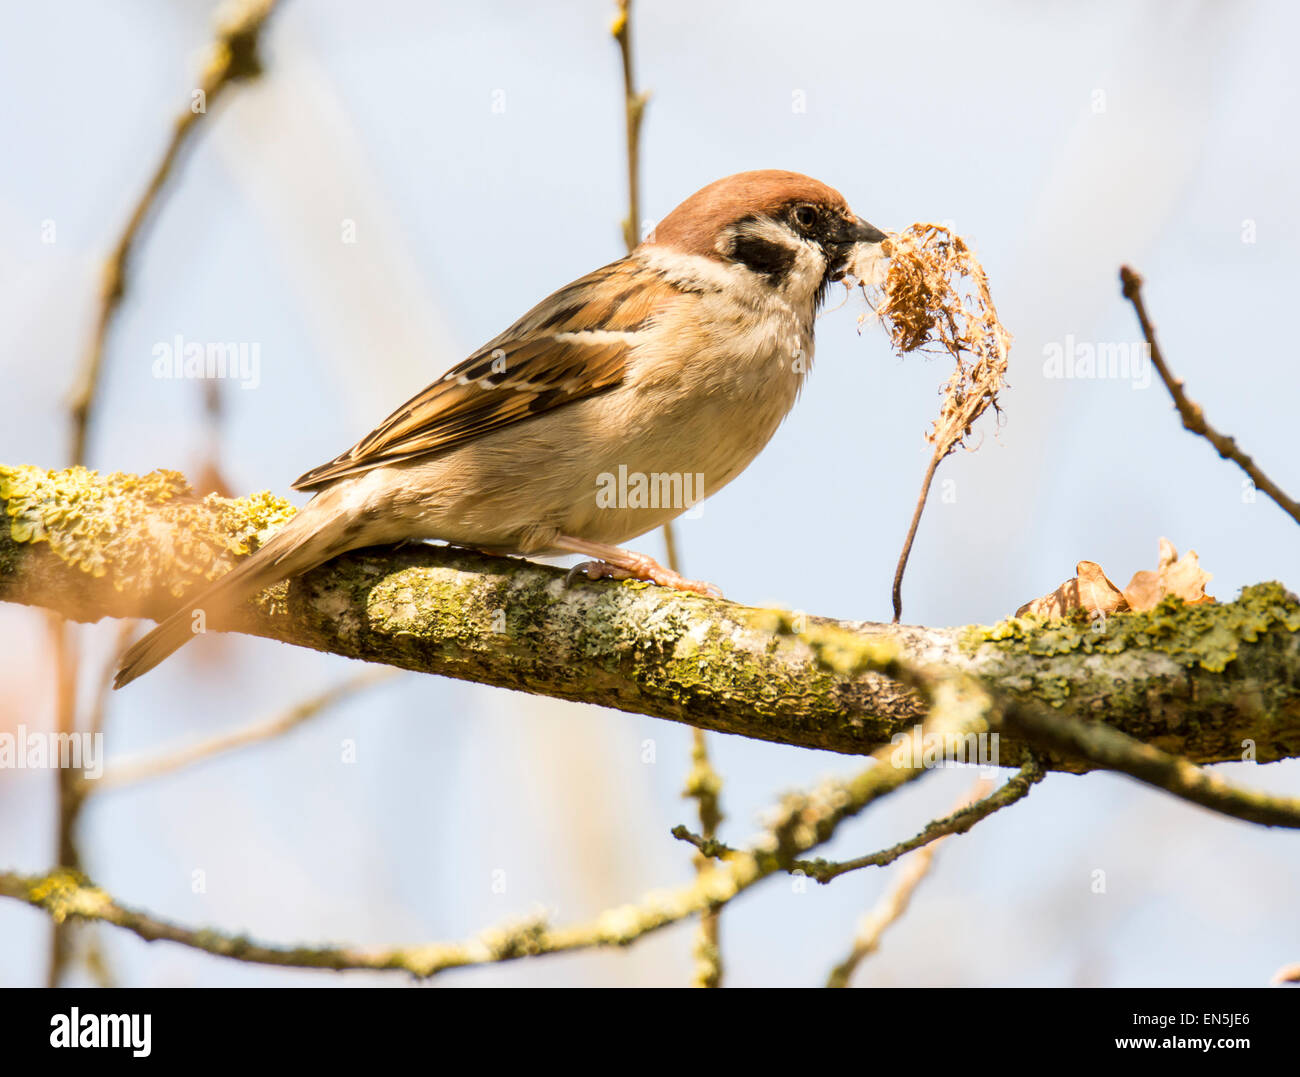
293,257 -> 664,490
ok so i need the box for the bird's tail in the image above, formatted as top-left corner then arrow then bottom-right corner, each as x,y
113,504 -> 354,690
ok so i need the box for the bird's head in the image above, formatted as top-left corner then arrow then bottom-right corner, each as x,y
642,169 -> 887,311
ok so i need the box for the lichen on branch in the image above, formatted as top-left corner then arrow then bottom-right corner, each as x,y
2,464 -> 1299,768
0,464 -> 293,596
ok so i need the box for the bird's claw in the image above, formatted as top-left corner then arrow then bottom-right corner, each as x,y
564,560 -> 723,600
566,560 -> 637,587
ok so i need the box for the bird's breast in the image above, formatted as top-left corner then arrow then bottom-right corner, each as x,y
618,294 -> 815,489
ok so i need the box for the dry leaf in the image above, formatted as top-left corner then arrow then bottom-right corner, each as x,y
1016,561 -> 1128,619
1122,539 -> 1214,612
1119,569 -> 1164,613
1013,539 -> 1216,620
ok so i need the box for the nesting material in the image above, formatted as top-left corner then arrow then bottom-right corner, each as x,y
847,223 -> 1011,622
853,223 -> 1011,456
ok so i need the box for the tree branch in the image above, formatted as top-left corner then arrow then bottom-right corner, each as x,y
1120,265 -> 1300,527
88,668 -> 395,794
69,0 -> 285,465
0,711 -> 973,978
1000,702 -> 1300,828
52,0 -> 285,989
3,465 -> 1300,775
675,756 -> 1045,882
826,778 -> 992,987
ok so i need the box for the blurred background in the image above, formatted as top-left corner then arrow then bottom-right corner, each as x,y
1,0 -> 1297,987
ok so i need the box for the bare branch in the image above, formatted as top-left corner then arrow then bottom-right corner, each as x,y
826,779 -> 992,988
612,0 -> 650,256
1001,701 -> 1300,828
612,0 -> 722,987
1120,265 -> 1300,527
682,727 -> 724,987
68,0 -> 286,465
1,708 -> 978,978
48,0 -> 286,990
675,756 -> 1045,882
88,669 -> 395,794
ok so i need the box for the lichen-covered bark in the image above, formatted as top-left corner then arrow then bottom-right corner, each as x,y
3,464 -> 1298,766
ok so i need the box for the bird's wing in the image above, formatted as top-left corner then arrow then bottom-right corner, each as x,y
292,256 -> 669,490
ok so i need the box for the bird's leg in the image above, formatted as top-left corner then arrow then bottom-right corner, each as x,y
554,536 -> 723,599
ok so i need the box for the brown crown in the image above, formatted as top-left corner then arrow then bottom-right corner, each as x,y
644,170 -> 850,259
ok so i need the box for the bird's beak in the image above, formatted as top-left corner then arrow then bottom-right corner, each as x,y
827,215 -> 889,283
836,216 -> 888,246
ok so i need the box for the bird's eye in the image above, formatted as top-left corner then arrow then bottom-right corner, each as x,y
793,205 -> 818,230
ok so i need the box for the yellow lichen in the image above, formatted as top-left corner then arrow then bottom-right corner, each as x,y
964,582 -> 1300,675
26,869 -> 106,923
0,464 -> 295,598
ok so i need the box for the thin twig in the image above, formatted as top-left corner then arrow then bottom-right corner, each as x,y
676,757 -> 1043,882
662,518 -> 681,577
47,0 -> 285,990
45,617 -> 138,986
87,620 -> 140,742
612,0 -> 649,255
611,2 -> 680,579
613,0 -> 722,987
68,0 -> 285,465
87,669 -> 396,795
194,380 -> 234,496
46,614 -> 81,988
1001,701 -> 1300,828
1120,265 -> 1300,527
825,778 -> 992,988
803,758 -> 1040,881
872,226 -> 1009,623
891,453 -> 942,624
3,703 -> 980,979
683,728 -> 724,987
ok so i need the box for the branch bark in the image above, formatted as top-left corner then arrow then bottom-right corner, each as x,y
3,464 -> 1299,770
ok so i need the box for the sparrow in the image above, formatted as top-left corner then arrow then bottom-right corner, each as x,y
114,169 -> 887,688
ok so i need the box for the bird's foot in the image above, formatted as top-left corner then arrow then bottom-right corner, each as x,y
566,560 -> 639,586
558,542 -> 723,599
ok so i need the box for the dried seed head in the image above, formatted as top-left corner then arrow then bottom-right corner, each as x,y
853,223 -> 1011,457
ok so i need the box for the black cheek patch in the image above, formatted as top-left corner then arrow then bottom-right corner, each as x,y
814,274 -> 835,313
823,244 -> 851,278
728,233 -> 797,281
